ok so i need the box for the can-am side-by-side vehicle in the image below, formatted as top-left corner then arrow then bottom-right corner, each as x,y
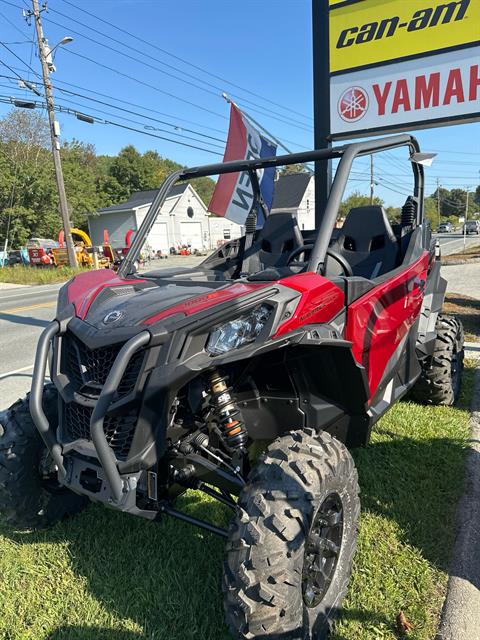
0,134 -> 464,639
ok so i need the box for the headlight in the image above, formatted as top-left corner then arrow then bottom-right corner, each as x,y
206,304 -> 272,356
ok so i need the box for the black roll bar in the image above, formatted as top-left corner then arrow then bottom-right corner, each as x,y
118,133 -> 423,278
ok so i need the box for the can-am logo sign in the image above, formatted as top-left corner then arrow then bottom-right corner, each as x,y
330,46 -> 480,137
328,0 -> 479,74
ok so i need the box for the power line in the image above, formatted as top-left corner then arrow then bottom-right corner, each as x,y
44,9 -> 314,130
0,69 -> 227,134
53,94 -> 226,150
0,93 -> 222,155
0,40 -> 37,76
42,11 -> 313,133
63,47 -> 228,121
0,58 -> 40,94
0,7 -> 31,39
53,85 -> 226,143
60,0 -> 314,123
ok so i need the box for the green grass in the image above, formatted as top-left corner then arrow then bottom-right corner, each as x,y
0,369 -> 473,640
0,265 -> 87,285
444,294 -> 480,343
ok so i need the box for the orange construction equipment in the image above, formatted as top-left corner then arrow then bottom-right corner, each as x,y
55,229 -> 112,268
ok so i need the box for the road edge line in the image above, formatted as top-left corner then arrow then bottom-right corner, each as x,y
435,366 -> 480,639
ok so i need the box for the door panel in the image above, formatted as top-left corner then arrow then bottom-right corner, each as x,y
344,252 -> 429,399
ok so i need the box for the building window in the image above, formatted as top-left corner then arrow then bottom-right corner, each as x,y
223,229 -> 231,239
187,206 -> 194,218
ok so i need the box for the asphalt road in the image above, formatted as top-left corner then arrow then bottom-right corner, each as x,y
0,283 -> 61,411
0,237 -> 478,412
434,232 -> 480,256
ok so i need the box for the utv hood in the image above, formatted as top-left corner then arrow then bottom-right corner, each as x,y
63,270 -> 267,330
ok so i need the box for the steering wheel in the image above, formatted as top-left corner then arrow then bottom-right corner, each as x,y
286,244 -> 353,277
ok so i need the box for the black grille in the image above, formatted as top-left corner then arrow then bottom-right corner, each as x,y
64,333 -> 144,397
63,402 -> 137,460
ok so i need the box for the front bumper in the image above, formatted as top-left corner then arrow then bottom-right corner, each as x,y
30,320 -> 153,507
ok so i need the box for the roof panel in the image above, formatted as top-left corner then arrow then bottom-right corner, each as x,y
96,183 -> 188,214
271,173 -> 312,210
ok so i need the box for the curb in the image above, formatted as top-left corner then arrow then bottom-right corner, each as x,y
442,258 -> 480,266
435,367 -> 480,640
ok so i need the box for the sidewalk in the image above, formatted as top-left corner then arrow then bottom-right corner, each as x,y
442,262 -> 480,299
436,367 -> 480,640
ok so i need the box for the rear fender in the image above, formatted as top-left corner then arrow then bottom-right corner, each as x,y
416,259 -> 447,359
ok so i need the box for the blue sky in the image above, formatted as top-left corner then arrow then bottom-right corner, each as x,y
0,0 -> 478,209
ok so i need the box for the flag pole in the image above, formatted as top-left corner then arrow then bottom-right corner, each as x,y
221,94 -> 313,172
221,94 -> 287,150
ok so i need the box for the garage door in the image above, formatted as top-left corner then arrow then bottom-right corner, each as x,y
180,222 -> 203,249
147,222 -> 169,252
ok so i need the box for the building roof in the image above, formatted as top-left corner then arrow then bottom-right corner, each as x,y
97,183 -> 189,214
271,173 -> 312,210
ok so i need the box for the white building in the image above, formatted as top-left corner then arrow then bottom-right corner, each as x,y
271,173 -> 315,230
88,184 -> 243,253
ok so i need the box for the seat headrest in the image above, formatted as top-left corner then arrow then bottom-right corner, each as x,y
340,206 -> 396,253
255,212 -> 302,253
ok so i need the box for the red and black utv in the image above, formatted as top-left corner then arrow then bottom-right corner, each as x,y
0,134 -> 463,639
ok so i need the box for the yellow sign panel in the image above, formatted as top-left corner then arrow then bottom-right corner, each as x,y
329,0 -> 480,73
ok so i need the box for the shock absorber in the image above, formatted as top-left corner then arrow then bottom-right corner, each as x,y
208,370 -> 248,452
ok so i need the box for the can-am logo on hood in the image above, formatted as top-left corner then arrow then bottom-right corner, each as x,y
103,310 -> 125,324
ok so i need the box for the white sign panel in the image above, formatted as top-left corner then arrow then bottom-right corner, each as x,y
330,46 -> 480,138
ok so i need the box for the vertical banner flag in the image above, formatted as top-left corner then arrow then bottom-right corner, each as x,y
208,103 -> 277,225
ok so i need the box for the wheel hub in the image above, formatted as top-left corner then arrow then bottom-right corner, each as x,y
302,492 -> 344,608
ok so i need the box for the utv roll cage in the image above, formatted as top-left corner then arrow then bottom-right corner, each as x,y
118,133 -> 424,278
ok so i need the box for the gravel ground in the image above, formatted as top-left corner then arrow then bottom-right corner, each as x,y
442,263 -> 480,298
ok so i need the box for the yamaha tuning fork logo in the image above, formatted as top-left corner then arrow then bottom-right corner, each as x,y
338,86 -> 369,122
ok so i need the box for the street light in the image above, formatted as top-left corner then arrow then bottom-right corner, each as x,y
49,36 -> 74,54
45,36 -> 73,73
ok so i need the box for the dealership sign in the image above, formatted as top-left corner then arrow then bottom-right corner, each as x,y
325,0 -> 480,138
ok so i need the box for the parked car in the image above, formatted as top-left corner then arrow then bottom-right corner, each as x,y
7,250 -> 24,266
463,220 -> 480,234
437,222 -> 453,233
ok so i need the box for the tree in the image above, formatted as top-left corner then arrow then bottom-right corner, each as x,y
430,186 -> 476,219
474,185 -> 480,209
278,164 -> 309,176
424,196 -> 439,228
190,176 -> 215,205
339,191 -> 384,219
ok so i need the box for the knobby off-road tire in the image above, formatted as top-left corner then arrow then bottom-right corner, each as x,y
0,384 -> 88,529
411,314 -> 464,406
223,429 -> 360,640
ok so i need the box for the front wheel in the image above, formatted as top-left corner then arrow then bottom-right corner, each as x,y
0,385 -> 88,530
223,429 -> 360,639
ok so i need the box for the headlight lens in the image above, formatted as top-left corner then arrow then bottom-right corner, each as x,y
206,304 -> 272,355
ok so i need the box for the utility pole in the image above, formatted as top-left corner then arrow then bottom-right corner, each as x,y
370,154 -> 374,205
31,0 -> 77,267
464,187 -> 469,251
436,178 -> 441,228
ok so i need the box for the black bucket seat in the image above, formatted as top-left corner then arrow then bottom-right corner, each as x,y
332,206 -> 398,279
